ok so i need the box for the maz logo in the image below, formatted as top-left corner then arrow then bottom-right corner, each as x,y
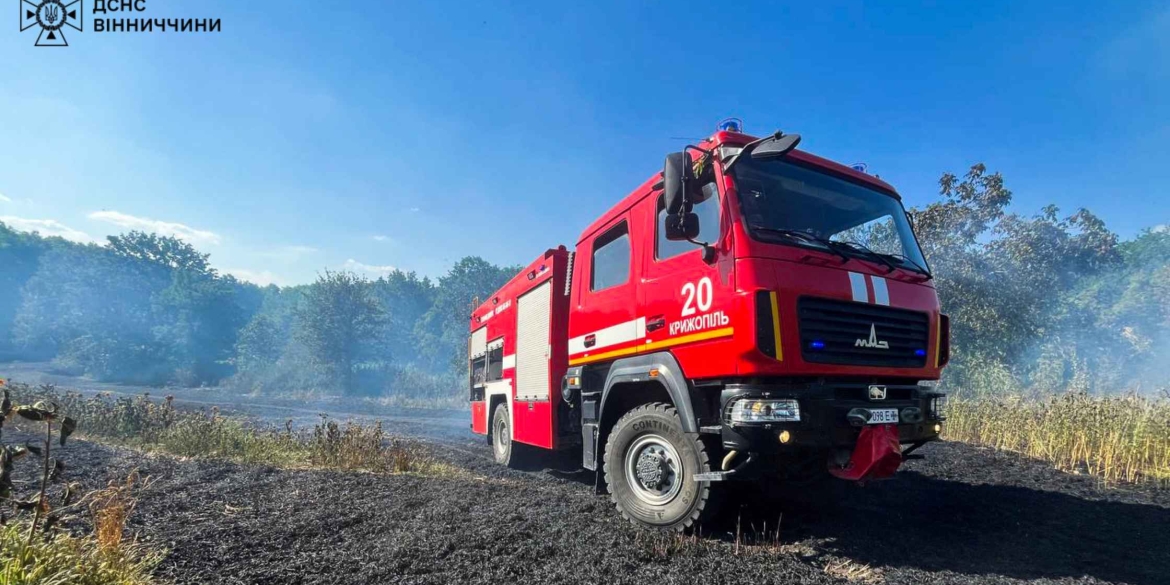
855,324 -> 889,349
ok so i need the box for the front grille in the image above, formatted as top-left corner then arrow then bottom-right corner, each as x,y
798,297 -> 929,368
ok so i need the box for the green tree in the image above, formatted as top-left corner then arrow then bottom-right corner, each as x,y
0,221 -> 73,358
913,164 -> 1122,396
234,314 -> 284,372
295,270 -> 389,394
371,270 -> 436,367
414,257 -> 517,373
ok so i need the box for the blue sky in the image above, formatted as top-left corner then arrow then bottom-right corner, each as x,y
1,1 -> 1167,286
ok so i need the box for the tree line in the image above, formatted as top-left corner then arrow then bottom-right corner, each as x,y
0,227 -> 515,398
0,164 -> 1166,398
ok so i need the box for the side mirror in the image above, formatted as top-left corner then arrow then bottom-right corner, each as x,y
664,213 -> 700,241
750,133 -> 801,160
663,152 -> 695,215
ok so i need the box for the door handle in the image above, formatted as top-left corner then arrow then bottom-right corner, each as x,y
584,334 -> 596,348
647,316 -> 666,332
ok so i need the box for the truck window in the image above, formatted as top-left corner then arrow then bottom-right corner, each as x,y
590,221 -> 630,292
486,343 -> 504,381
656,182 -> 720,261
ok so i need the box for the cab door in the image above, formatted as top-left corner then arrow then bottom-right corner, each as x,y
637,179 -> 737,379
568,214 -> 640,367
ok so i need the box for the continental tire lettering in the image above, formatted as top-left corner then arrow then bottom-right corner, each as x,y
632,419 -> 668,432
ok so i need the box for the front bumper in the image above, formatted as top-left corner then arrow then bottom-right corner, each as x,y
717,381 -> 945,455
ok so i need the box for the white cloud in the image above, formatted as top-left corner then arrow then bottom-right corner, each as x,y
0,216 -> 96,243
0,193 -> 11,203
409,207 -> 420,213
344,259 -> 396,275
1153,224 -> 1168,233
372,235 -> 390,242
88,211 -> 222,245
224,268 -> 285,287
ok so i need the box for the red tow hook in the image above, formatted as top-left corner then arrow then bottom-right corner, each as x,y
828,424 -> 902,481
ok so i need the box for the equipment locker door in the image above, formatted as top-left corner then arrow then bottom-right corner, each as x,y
515,280 -> 552,401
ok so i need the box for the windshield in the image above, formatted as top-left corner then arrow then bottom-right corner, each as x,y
731,158 -> 929,273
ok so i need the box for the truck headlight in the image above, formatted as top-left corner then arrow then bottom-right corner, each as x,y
928,394 -> 948,421
728,399 -> 800,423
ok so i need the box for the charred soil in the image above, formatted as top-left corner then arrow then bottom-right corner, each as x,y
7,427 -> 1168,585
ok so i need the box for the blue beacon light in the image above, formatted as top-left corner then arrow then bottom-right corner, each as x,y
718,118 -> 743,133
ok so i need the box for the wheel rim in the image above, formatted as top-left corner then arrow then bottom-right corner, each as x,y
624,434 -> 683,506
494,415 -> 508,457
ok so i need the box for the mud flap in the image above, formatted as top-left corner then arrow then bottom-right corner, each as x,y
828,424 -> 902,481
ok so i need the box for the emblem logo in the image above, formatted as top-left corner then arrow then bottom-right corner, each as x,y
20,0 -> 83,47
855,323 -> 889,349
868,385 -> 887,400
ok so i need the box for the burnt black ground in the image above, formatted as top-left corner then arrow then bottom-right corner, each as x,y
5,427 -> 1168,585
3,365 -> 1169,585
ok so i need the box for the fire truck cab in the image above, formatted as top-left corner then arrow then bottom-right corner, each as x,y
469,124 -> 949,531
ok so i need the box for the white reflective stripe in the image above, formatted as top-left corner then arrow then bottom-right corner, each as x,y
568,317 -> 646,355
501,354 -> 515,369
849,272 -> 868,303
484,380 -> 513,439
870,276 -> 889,306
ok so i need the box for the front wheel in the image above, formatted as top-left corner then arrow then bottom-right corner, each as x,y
603,402 -> 718,531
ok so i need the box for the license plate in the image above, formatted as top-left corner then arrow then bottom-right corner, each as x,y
868,409 -> 899,424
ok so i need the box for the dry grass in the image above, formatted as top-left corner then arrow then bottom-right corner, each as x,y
4,382 -> 462,478
946,392 -> 1170,486
823,558 -> 883,583
0,470 -> 161,585
89,471 -> 149,551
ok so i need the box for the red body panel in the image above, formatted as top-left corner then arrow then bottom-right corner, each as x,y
468,249 -> 570,450
470,401 -> 487,435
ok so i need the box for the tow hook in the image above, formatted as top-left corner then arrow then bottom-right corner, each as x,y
846,408 -> 870,427
694,452 -> 755,482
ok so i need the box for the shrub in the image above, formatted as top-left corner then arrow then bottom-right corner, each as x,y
3,381 -> 456,476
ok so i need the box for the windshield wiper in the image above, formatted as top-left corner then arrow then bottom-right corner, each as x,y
877,252 -> 933,280
835,241 -> 934,279
748,226 -> 850,264
831,241 -> 900,274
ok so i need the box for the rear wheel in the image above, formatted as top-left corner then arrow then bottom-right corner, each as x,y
491,403 -> 516,467
603,402 -> 718,531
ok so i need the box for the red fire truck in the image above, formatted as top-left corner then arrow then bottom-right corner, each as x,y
468,122 -> 949,531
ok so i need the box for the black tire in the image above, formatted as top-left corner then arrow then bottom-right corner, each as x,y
603,402 -> 718,531
491,403 -> 519,467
